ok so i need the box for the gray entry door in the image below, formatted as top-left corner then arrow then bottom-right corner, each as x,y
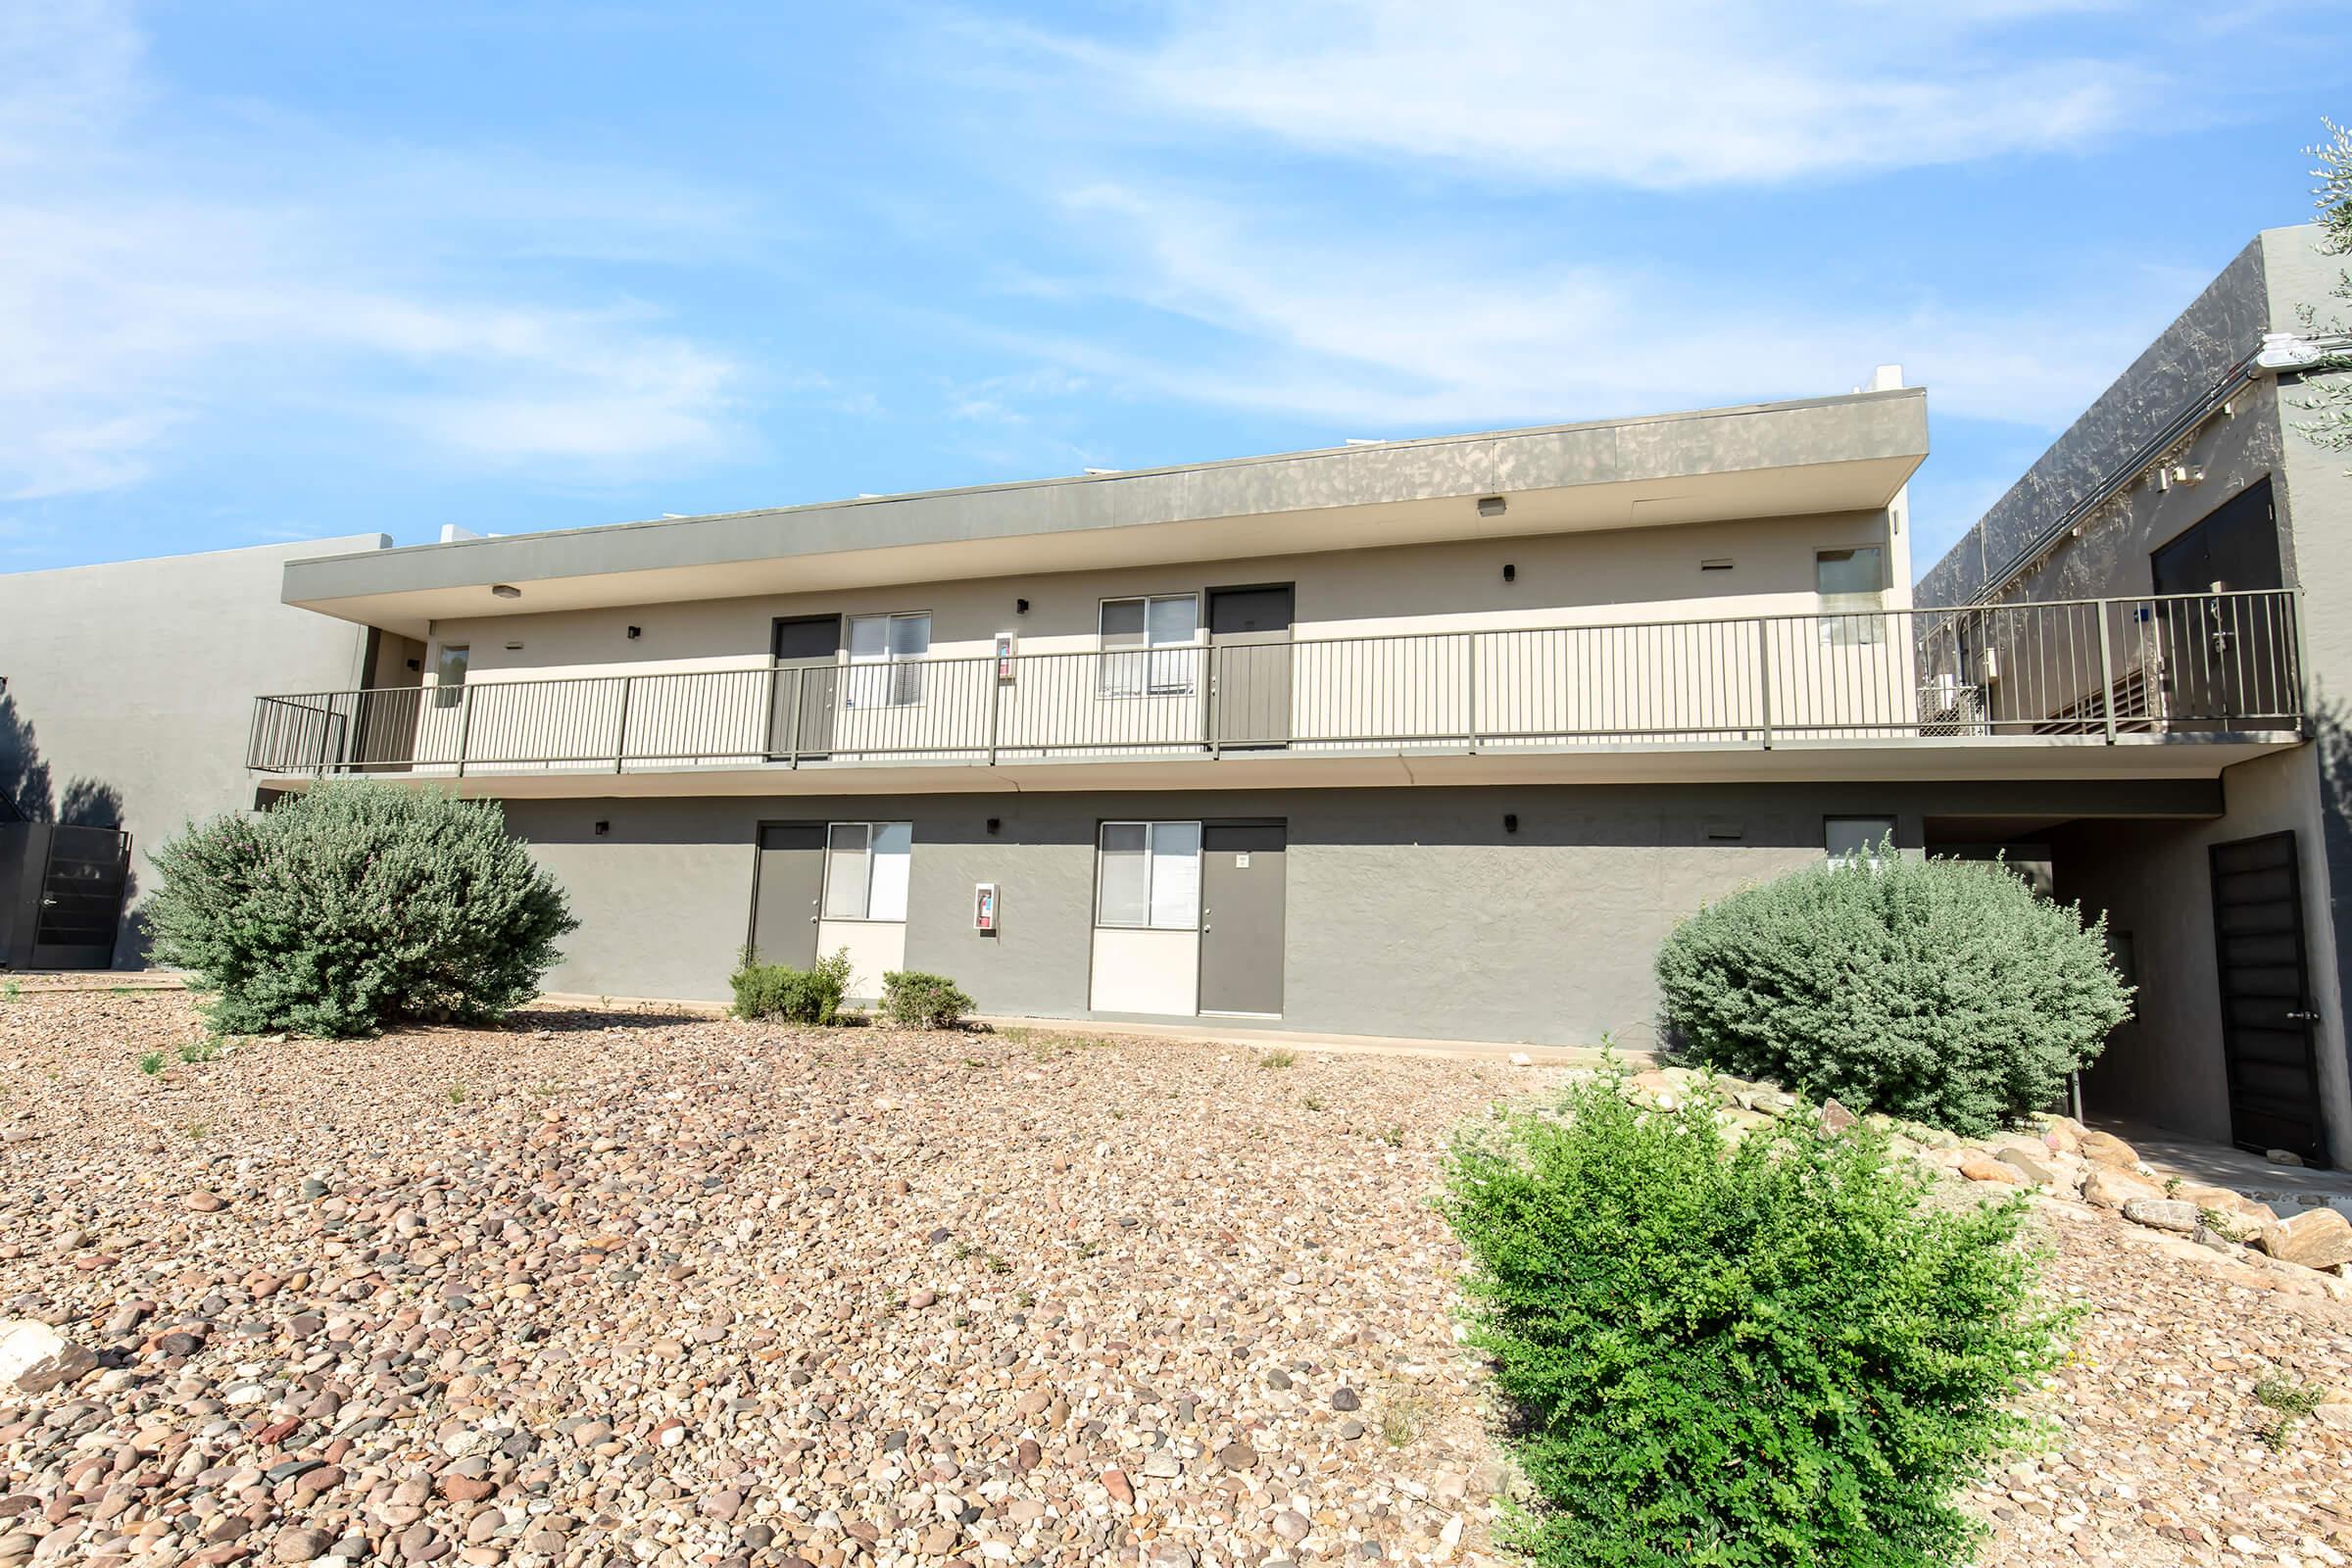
1199,822 -> 1286,1015
769,615 -> 840,760
1209,585 -> 1294,749
748,823 -> 825,967
2208,831 -> 2326,1163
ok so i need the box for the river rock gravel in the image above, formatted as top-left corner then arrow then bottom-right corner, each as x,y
3,990 -> 1529,1568
5,988 -> 2350,1568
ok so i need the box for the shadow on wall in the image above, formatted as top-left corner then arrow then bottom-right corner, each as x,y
0,685 -> 142,963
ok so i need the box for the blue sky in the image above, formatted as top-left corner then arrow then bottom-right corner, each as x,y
4,1 -> 2349,580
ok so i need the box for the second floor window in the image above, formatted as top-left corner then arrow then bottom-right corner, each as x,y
847,612 -> 929,707
1816,547 -> 1886,647
432,644 -> 469,710
1101,594 -> 1198,696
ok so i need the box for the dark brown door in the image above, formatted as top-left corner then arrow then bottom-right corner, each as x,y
2151,481 -> 2284,726
2208,831 -> 2325,1162
1208,585 -> 1294,749
769,615 -> 840,760
748,823 -> 825,967
1199,822 -> 1286,1015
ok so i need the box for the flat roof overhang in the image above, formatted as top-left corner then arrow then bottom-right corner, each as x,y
282,388 -> 1928,637
254,730 -> 2291,805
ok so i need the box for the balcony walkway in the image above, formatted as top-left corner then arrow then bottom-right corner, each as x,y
250,590 -> 2307,794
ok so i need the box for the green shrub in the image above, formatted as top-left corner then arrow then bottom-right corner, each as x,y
878,969 -> 974,1030
1655,848 -> 2131,1136
730,948 -> 854,1024
1443,1074 -> 2067,1568
145,781 -> 576,1038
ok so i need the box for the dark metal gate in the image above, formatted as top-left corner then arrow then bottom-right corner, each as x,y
0,822 -> 132,970
2208,831 -> 2326,1163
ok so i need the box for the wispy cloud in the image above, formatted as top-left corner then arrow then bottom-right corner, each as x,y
998,0 -> 2170,189
960,183 -> 2192,440
0,0 -> 757,504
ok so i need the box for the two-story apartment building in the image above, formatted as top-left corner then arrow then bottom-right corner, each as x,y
1917,222 -> 2352,1172
234,375 -> 2313,1101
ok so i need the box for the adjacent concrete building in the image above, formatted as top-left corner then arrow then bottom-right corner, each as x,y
1917,222 -> 2352,1170
0,537 -> 384,965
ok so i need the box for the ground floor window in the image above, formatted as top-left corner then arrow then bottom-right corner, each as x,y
1096,820 -> 1200,928
824,820 -> 911,920
1825,815 -> 1895,862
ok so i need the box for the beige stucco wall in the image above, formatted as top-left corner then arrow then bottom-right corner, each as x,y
368,509 -> 1906,771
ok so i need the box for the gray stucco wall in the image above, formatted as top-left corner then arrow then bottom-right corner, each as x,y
2058,747 -> 2350,1152
503,777 -> 2222,1049
0,537 -> 384,963
1918,234 -> 2277,609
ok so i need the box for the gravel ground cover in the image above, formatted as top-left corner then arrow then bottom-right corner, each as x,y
3,988 -> 2349,1568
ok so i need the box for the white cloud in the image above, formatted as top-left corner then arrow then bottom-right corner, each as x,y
0,1 -> 755,503
980,184 -> 2188,437
1012,0 -> 2168,188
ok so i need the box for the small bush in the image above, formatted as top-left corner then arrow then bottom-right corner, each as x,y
1443,1074 -> 2067,1568
731,948 -> 854,1024
879,969 -> 974,1030
1655,848 -> 2131,1136
145,781 -> 577,1038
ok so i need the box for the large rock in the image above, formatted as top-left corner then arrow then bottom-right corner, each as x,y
0,1321 -> 96,1395
2121,1198 -> 2199,1235
1993,1143 -> 2066,1187
1958,1155 -> 2023,1185
2077,1130 -> 2140,1169
2081,1166 -> 2164,1210
2252,1208 -> 2352,1271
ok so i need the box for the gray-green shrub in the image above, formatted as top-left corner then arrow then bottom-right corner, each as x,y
146,781 -> 576,1037
1655,848 -> 2131,1136
1443,1073 -> 2067,1568
730,948 -> 853,1024
879,969 -> 974,1030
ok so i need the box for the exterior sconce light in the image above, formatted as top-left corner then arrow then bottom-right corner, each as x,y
626,625 -> 642,639
1503,813 -> 1519,834
593,820 -> 611,837
491,584 -> 522,600
986,817 -> 1002,835
1015,599 -> 1030,615
1502,564 -> 1517,583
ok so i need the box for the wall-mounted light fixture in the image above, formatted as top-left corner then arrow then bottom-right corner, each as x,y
626,625 -> 642,640
986,817 -> 1002,836
1477,496 -> 1507,518
1501,564 -> 1517,584
593,820 -> 611,837
1503,813 -> 1520,834
491,584 -> 522,600
1015,599 -> 1030,615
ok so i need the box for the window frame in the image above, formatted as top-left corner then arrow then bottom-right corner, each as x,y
822,819 -> 913,922
1094,819 -> 1203,930
1815,546 -> 1887,646
845,611 -> 931,709
431,644 -> 469,710
1097,592 -> 1200,698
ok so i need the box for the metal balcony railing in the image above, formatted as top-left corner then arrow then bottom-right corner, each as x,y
246,590 -> 2305,777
